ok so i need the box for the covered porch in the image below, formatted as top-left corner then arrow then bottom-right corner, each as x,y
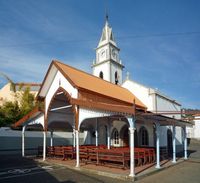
14,102 -> 191,178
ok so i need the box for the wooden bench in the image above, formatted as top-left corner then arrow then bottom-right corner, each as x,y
79,145 -> 106,164
63,146 -> 75,159
134,147 -> 156,165
87,148 -> 98,164
134,148 -> 145,166
96,149 -> 130,169
80,147 -> 88,163
54,146 -> 65,160
47,146 -> 55,157
148,148 -> 156,163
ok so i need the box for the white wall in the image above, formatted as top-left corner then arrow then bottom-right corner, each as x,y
122,80 -> 153,110
0,127 -> 85,155
122,80 -> 181,119
156,94 -> 181,119
194,116 -> 200,139
187,115 -> 200,139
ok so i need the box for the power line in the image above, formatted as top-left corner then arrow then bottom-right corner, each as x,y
0,31 -> 199,48
0,39 -> 96,48
117,31 -> 200,39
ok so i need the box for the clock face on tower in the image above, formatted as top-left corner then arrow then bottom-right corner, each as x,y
100,49 -> 105,58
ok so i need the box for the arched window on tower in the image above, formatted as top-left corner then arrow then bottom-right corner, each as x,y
115,71 -> 119,85
99,71 -> 103,79
139,126 -> 149,146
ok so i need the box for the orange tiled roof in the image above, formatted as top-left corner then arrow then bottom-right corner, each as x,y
53,60 -> 146,109
14,107 -> 43,127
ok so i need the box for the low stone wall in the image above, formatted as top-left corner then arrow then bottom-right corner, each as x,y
0,127 -> 84,155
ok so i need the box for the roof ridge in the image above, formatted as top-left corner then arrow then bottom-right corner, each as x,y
53,59 -> 133,93
37,59 -> 146,109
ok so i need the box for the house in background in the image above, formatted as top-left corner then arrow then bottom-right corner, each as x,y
0,82 -> 41,106
187,114 -> 200,139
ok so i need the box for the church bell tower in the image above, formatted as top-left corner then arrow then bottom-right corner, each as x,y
92,16 -> 124,85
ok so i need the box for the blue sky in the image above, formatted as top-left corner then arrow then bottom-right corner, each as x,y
0,0 -> 200,109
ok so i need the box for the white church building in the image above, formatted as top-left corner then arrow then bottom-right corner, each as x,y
93,16 -> 186,154
14,17 -> 192,177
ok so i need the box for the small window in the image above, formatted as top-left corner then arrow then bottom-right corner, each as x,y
99,71 -> 103,79
139,126 -> 149,146
115,71 -> 119,85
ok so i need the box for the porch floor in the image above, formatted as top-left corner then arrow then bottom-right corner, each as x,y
35,157 -> 184,180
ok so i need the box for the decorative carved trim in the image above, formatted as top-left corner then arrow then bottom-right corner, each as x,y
78,89 -> 132,106
71,98 -> 135,115
75,105 -> 79,130
46,87 -> 73,131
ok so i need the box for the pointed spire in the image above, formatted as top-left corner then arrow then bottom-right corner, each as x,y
97,14 -> 117,48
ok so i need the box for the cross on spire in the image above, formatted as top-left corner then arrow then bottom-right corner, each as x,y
105,11 -> 109,26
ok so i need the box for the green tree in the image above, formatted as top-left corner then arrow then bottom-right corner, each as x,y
0,101 -> 21,127
0,106 -> 5,126
0,73 -> 37,127
19,86 -> 35,117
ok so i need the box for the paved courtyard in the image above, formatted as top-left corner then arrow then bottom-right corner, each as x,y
136,139 -> 200,183
0,154 -> 130,183
0,139 -> 199,183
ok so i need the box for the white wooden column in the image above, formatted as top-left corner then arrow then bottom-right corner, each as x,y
50,131 -> 53,147
43,131 -> 47,161
184,126 -> 188,160
22,126 -> 26,157
107,122 -> 111,149
155,123 -> 160,169
95,118 -> 98,147
172,125 -> 176,163
73,128 -> 76,148
75,130 -> 80,167
129,127 -> 135,177
128,116 -> 136,178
